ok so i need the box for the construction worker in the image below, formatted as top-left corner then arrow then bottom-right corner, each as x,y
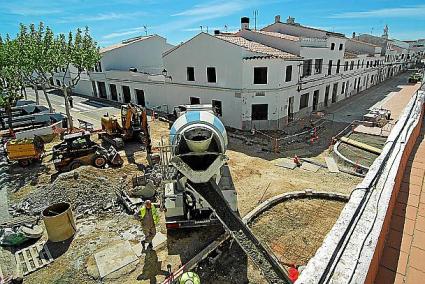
140,200 -> 159,250
180,271 -> 201,284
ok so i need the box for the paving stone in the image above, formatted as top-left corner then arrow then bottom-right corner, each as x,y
325,157 -> 339,173
94,241 -> 138,278
300,163 -> 321,172
406,267 -> 425,284
274,158 -> 297,170
408,247 -> 425,272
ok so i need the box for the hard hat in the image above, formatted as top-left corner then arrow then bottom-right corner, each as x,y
180,271 -> 201,284
145,200 -> 152,208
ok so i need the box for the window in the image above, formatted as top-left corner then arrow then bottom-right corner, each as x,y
366,61 -> 369,68
357,60 -> 360,69
314,59 -> 323,74
300,93 -> 309,109
350,61 -> 354,70
336,60 -> 341,74
332,83 -> 338,103
339,43 -> 343,50
56,79 -> 61,86
341,82 -> 345,94
251,104 -> 268,120
187,67 -> 195,81
331,43 -> 335,50
207,67 -> 216,83
344,61 -> 349,71
328,60 -> 333,75
122,85 -> 131,103
97,82 -> 107,99
302,60 -> 312,77
362,60 -> 364,68
109,84 -> 118,101
285,65 -> 292,82
212,100 -> 222,116
254,67 -> 268,84
190,97 -> 200,105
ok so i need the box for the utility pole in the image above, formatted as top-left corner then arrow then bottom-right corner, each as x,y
253,10 -> 258,30
143,25 -> 147,36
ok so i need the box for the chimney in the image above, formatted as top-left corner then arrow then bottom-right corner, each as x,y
286,16 -> 295,24
275,15 -> 281,23
241,17 -> 250,30
352,32 -> 356,39
214,30 -> 220,35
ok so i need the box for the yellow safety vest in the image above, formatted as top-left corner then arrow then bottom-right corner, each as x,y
140,204 -> 160,225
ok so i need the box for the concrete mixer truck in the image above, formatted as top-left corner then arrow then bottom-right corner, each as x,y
160,106 -> 291,283
162,105 -> 238,229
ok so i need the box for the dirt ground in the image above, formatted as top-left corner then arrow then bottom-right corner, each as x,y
250,199 -> 346,266
2,118 -> 362,284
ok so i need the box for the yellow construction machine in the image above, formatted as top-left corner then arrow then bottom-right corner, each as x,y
99,103 -> 151,150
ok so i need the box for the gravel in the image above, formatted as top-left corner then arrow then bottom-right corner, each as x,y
10,166 -> 123,218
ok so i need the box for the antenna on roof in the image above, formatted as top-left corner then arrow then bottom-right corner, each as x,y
143,25 -> 147,36
200,25 -> 203,32
253,10 -> 258,30
224,25 -> 228,32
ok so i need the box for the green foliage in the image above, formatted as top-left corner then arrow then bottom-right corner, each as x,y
0,34 -> 22,108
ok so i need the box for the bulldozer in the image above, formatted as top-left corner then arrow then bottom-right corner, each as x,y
52,131 -> 123,172
99,103 -> 151,150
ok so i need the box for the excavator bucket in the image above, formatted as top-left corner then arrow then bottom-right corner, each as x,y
107,146 -> 123,166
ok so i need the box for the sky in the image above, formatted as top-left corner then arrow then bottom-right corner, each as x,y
0,0 -> 424,47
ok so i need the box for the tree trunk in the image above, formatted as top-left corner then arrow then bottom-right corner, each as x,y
22,86 -> 27,100
33,84 -> 40,105
6,104 -> 13,131
42,85 -> 54,112
63,86 -> 73,129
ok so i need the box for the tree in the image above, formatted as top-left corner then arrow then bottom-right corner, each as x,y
17,23 -> 56,112
0,35 -> 23,129
47,27 -> 100,129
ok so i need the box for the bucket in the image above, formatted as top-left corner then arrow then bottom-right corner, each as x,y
42,202 -> 76,242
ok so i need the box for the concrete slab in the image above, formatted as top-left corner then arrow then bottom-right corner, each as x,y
325,157 -> 340,173
131,232 -> 167,257
94,241 -> 138,278
300,162 -> 321,172
274,158 -> 297,169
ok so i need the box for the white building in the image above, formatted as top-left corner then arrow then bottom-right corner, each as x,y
52,35 -> 173,106
54,17 -> 422,131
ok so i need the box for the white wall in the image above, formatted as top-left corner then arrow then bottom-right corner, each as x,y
101,36 -> 170,74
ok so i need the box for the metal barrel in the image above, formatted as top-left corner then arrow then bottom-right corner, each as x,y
42,202 -> 76,242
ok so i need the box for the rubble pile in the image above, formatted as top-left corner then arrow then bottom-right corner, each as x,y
11,166 -> 124,218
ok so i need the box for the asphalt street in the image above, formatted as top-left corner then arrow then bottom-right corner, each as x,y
25,88 -> 121,129
326,72 -> 413,123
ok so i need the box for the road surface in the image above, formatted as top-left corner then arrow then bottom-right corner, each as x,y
25,88 -> 121,129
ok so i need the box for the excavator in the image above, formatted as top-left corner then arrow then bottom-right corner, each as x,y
99,103 -> 151,150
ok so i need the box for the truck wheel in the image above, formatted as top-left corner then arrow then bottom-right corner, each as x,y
93,156 -> 107,168
69,161 -> 82,171
18,159 -> 30,167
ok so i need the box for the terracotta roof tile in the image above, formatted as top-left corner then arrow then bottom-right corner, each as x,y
344,51 -> 358,59
216,35 -> 299,59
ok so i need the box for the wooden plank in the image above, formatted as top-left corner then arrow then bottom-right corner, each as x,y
325,157 -> 340,173
21,249 -> 31,274
340,136 -> 382,154
29,246 -> 42,269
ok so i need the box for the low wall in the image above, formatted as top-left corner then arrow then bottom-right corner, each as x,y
296,86 -> 425,283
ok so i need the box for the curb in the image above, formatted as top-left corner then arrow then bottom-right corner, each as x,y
242,189 -> 349,225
